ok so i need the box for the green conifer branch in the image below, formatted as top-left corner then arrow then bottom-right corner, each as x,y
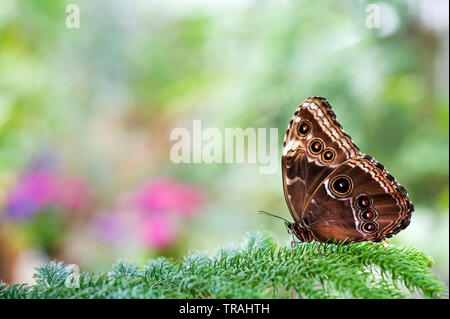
0,231 -> 447,299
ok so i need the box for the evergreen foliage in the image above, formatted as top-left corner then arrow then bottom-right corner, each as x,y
0,232 -> 447,299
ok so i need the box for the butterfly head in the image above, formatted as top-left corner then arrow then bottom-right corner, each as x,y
258,211 -> 313,243
285,221 -> 313,243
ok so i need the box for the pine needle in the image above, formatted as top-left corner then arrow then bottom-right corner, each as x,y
0,231 -> 447,299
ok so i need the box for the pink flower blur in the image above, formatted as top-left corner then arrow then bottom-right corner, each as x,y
131,177 -> 206,217
139,213 -> 179,249
94,212 -> 126,244
53,176 -> 90,211
126,177 -> 207,249
4,169 -> 90,219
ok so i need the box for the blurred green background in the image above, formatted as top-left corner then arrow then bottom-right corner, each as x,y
0,0 -> 448,290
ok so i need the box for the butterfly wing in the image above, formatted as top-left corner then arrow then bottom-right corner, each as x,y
282,96 -> 360,225
302,155 -> 414,243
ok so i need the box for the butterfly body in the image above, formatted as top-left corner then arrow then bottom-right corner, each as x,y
282,97 -> 413,244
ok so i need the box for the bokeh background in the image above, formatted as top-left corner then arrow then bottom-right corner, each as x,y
0,0 -> 448,289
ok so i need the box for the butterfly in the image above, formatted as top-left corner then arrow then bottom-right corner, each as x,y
267,96 -> 414,245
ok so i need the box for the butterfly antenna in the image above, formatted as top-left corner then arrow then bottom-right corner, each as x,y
257,210 -> 291,223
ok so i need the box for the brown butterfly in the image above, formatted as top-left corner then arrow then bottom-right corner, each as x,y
273,96 -> 413,245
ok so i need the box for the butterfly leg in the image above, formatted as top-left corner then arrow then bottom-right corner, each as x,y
315,243 -> 327,257
291,240 -> 302,249
381,239 -> 390,248
290,232 -> 302,249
